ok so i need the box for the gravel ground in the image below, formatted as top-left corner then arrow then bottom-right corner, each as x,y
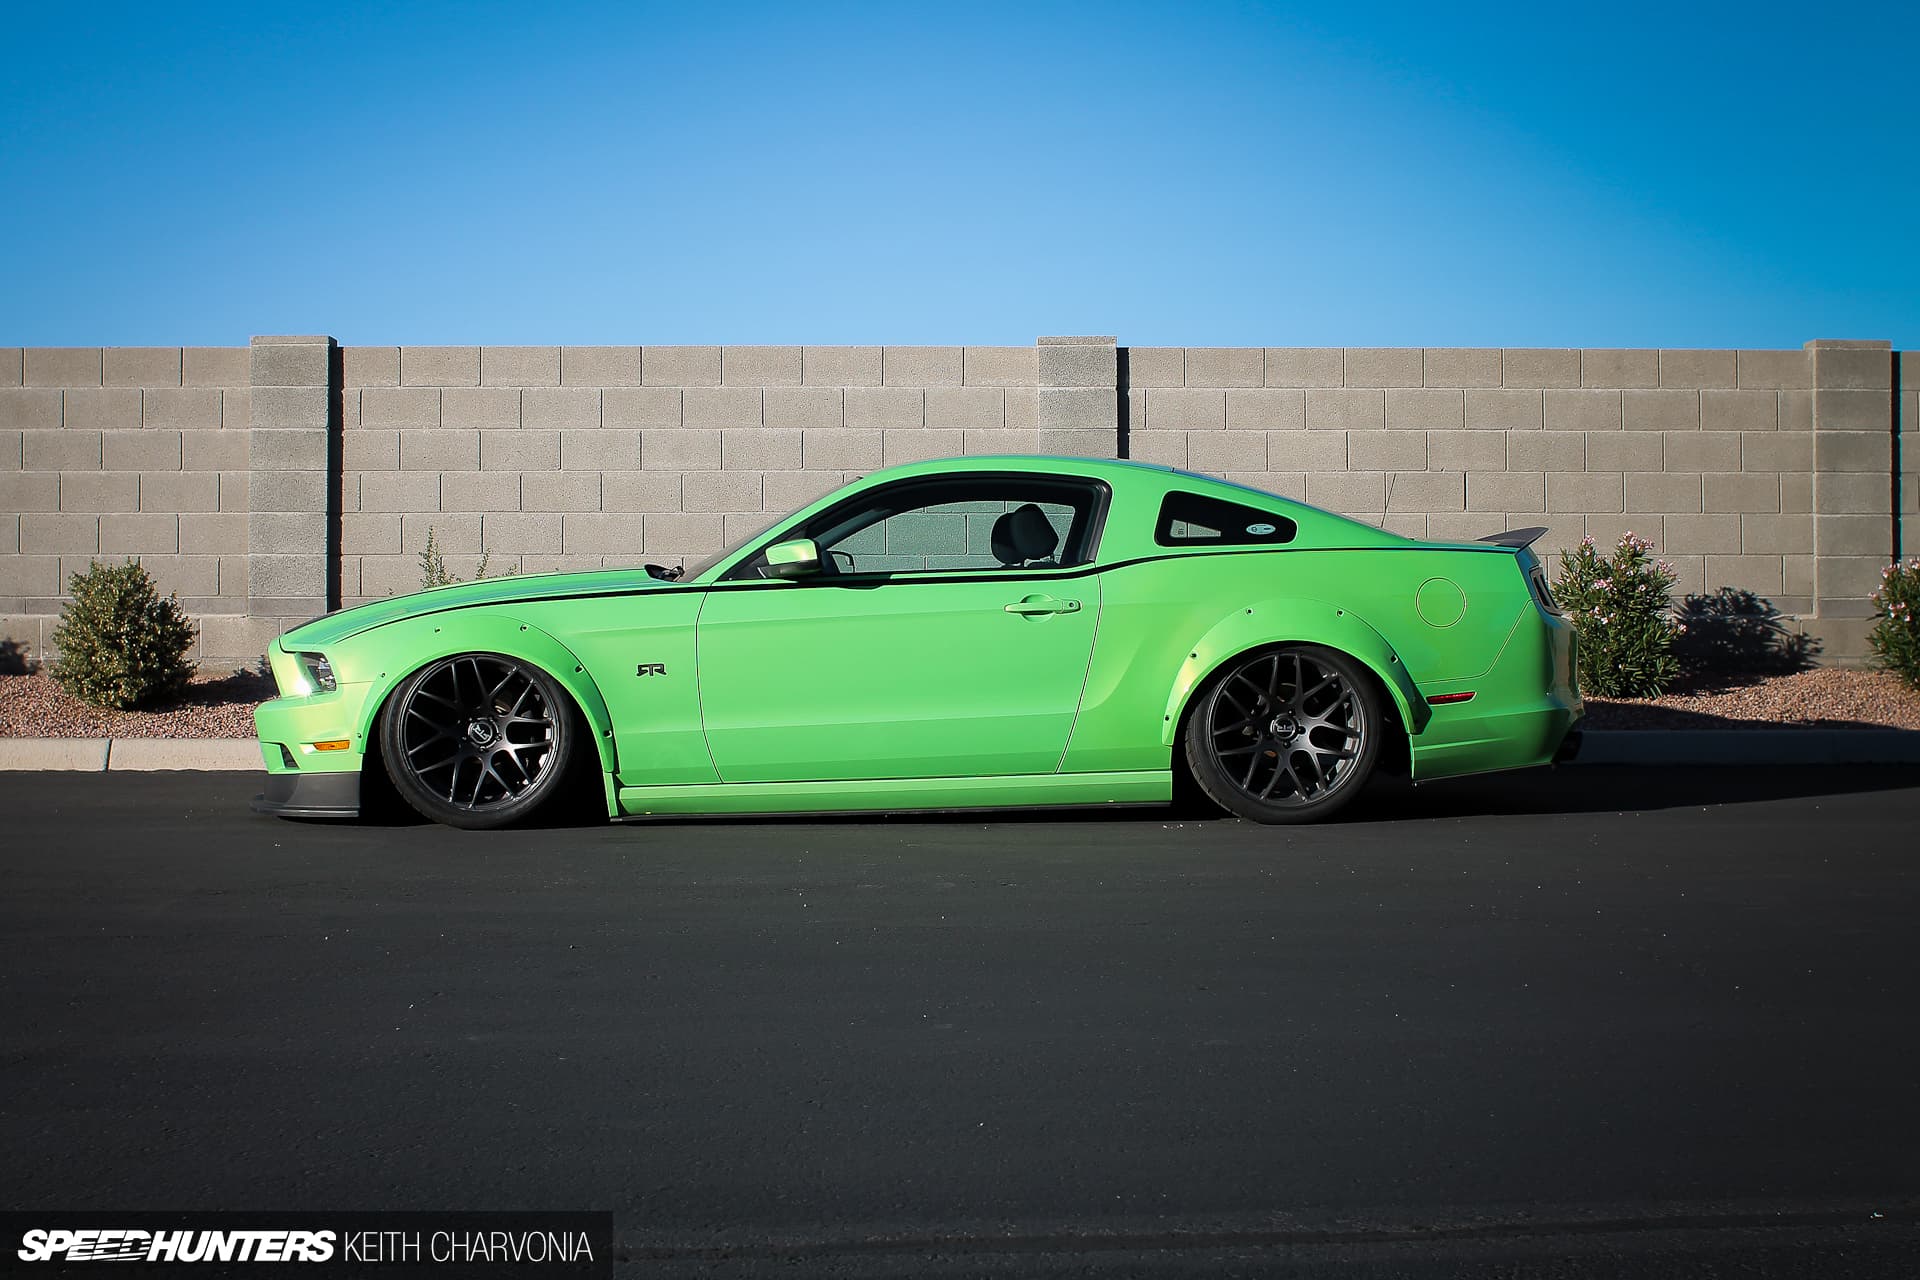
0,670 -> 275,739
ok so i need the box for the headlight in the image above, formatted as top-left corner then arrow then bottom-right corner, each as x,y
294,651 -> 336,695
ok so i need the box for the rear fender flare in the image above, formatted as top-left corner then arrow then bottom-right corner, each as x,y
1160,598 -> 1429,747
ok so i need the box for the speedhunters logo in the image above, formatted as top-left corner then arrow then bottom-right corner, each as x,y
2,1214 -> 609,1277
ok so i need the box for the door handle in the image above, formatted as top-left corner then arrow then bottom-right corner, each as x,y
1004,595 -> 1081,615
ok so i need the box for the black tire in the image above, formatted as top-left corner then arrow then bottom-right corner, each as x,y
379,652 -> 577,830
1183,645 -> 1382,825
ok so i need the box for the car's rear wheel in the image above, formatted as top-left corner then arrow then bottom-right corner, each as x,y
1184,645 -> 1381,824
379,653 -> 576,830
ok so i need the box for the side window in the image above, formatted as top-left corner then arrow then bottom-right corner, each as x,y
1155,491 -> 1297,548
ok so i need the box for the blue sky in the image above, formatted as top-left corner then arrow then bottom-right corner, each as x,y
3,2 -> 1914,348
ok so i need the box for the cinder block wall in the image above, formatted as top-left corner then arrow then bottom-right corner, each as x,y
0,336 -> 1907,666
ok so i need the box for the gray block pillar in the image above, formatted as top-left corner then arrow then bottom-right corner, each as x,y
1037,335 -> 1120,458
248,335 -> 336,621
1808,338 -> 1895,661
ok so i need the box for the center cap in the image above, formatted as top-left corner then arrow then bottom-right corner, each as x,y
466,719 -> 498,747
1269,714 -> 1298,740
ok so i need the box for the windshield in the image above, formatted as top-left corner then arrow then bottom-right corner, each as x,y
677,514 -> 786,582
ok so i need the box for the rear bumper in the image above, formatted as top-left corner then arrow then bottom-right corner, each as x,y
251,770 -> 361,819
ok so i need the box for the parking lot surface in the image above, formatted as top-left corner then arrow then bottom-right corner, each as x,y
4,767 -> 1919,1275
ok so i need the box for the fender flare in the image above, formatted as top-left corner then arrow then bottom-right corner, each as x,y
1160,598 -> 1429,747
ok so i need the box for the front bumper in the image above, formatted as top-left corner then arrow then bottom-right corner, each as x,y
250,770 -> 361,818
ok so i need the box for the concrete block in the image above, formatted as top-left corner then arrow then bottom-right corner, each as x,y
1704,473 -> 1782,513
882,429 -> 965,466
1543,389 -> 1621,432
721,427 -> 804,471
1623,389 -> 1699,431
602,387 -> 682,430
401,512 -> 478,551
804,347 -> 882,386
641,512 -> 725,556
1813,388 -> 1890,432
247,510 -> 325,552
1581,349 -> 1657,388
1815,556 -> 1895,605
357,554 -> 422,598
1126,431 -> 1187,467
140,472 -> 219,513
141,388 -> 221,430
4,473 -> 60,511
682,471 -> 765,512
1374,513 -> 1423,538
1264,348 -> 1344,388
1147,389 -> 1225,431
522,387 -> 601,430
480,346 -> 560,387
1702,554 -> 1783,596
97,512 -> 177,553
560,512 -> 646,555
557,426 -> 647,471
1663,513 -> 1742,555
401,346 -> 480,387
443,472 -> 522,512
103,430 -> 183,471
0,389 -> 64,430
24,430 -> 101,471
343,428 -> 399,472
217,472 -> 248,512
247,387 -> 327,431
1187,432 -> 1268,474
398,431 -> 478,472
1501,349 -> 1580,388
1467,472 -> 1544,512
1386,470 -> 1465,511
1245,472 -> 1307,501
196,614 -> 289,660
1810,345 -> 1892,390
1626,472 -> 1702,513
1658,350 -> 1735,388
763,470 -> 840,513
249,426 -> 325,473
521,472 -> 601,512
1384,389 -> 1463,431
1742,431 -> 1813,473
1736,350 -> 1810,389
1701,389 -> 1777,433
480,511 -> 563,554
1426,512 -> 1500,541
63,389 -> 141,431
844,387 -> 923,429
0,430 -> 18,469
924,387 -> 1003,430
442,387 -> 522,430
0,349 -> 16,387
1578,432 -> 1658,473
139,553 -> 218,597
1036,389 -> 1114,435
341,347 -> 399,387
561,346 -> 643,387
1813,470 -> 1887,515
360,387 -> 440,429
803,429 -> 883,471
1663,431 -> 1740,472
960,346 -> 1035,387
1343,348 -> 1422,388
1306,389 -> 1383,432
360,472 -> 441,514
103,348 -> 181,387
341,512 -> 400,555
25,348 -> 102,386
1425,430 -> 1505,472
1004,387 -> 1037,430
1464,389 -> 1543,430
961,428 -> 1042,456
884,347 -> 963,386
1781,473 -> 1813,514
220,389 -> 252,430
1116,347 -> 1177,389
1546,472 -> 1624,513
682,387 -> 762,429
1038,343 -> 1115,390
603,471 -> 683,512
1423,348 -> 1501,388
680,348 -> 783,395
1741,513 -> 1814,555
1226,389 -> 1305,432
763,387 -> 841,430
181,348 -> 247,387
250,338 -> 331,388
1269,431 -> 1349,474
638,429 -> 717,471
0,553 -> 62,594
1306,472 -> 1387,513
1183,348 -> 1262,388
643,347 -> 721,387
1349,431 -> 1426,471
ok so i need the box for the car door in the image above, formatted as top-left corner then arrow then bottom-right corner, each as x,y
694,476 -> 1106,783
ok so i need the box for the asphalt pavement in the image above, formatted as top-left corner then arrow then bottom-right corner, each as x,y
4,767 -> 1919,1276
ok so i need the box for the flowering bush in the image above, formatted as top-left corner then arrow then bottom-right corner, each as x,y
1552,532 -> 1682,698
1868,558 -> 1920,689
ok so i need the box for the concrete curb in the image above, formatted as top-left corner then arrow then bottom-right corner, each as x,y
1574,729 -> 1920,766
0,738 -> 264,772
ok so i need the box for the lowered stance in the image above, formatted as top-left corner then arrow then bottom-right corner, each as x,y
253,457 -> 1581,829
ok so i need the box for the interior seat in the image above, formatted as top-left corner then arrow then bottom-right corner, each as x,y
990,503 -> 1061,568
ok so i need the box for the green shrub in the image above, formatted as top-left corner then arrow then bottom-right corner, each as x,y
417,526 -> 504,591
50,559 -> 197,709
1868,557 -> 1920,689
1552,531 -> 1682,698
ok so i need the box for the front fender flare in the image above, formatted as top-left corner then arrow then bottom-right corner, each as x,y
1160,598 -> 1429,747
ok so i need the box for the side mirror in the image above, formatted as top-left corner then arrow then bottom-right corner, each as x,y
765,537 -> 823,579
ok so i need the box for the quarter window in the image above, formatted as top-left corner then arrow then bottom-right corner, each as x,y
1155,491 -> 1297,548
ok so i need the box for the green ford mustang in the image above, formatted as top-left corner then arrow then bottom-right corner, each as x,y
253,456 -> 1581,829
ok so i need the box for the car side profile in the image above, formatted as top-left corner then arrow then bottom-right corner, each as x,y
252,456 -> 1582,829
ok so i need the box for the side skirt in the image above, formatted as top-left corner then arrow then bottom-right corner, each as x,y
614,770 -> 1172,819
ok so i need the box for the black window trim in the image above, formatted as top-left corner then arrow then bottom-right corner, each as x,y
1153,488 -> 1298,549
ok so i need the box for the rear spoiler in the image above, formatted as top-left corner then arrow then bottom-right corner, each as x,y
1476,526 -> 1548,549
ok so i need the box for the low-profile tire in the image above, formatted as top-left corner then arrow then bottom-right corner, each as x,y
379,652 -> 577,830
1183,645 -> 1382,825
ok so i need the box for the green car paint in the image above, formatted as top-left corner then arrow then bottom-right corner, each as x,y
253,456 -> 1580,821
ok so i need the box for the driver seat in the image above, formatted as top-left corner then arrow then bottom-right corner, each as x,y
990,503 -> 1060,567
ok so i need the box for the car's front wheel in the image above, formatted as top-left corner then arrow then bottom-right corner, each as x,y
379,653 -> 577,830
1184,645 -> 1381,824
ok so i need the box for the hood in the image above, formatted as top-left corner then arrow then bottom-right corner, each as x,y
279,567 -> 685,649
